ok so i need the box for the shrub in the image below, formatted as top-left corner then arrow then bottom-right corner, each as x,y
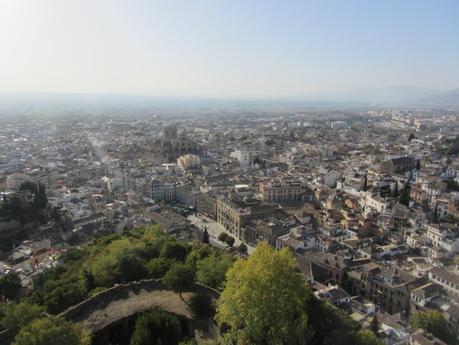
146,258 -> 174,279
189,293 -> 214,319
163,264 -> 195,298
160,242 -> 188,261
218,233 -> 228,242
225,236 -> 235,247
131,310 -> 181,345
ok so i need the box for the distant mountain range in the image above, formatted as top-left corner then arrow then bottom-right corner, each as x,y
0,86 -> 458,115
333,86 -> 441,103
415,88 -> 459,107
307,86 -> 459,107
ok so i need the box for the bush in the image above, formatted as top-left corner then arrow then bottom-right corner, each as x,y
119,254 -> 148,283
131,310 -> 181,345
12,316 -> 91,345
218,233 -> 228,242
179,339 -> 197,345
43,280 -> 86,314
186,244 -> 213,268
238,243 -> 247,254
189,293 -> 214,318
160,242 -> 188,261
225,236 -> 235,247
196,255 -> 233,290
0,302 -> 44,338
0,272 -> 22,301
410,310 -> 457,345
163,264 -> 195,298
146,258 -> 174,279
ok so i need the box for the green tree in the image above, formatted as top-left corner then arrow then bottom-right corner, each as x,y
178,340 -> 198,345
218,233 -> 228,242
130,310 -> 181,345
186,243 -> 212,268
323,330 -> 357,345
202,229 -> 210,244
196,254 -> 233,290
370,315 -> 379,337
119,254 -> 148,282
379,186 -> 391,198
0,302 -> 44,338
432,204 -> 439,224
217,242 -> 310,345
160,242 -> 188,261
43,280 -> 86,314
410,310 -> 457,345
163,263 -> 195,299
399,184 -> 411,207
237,243 -> 247,254
81,269 -> 96,292
305,296 -> 359,345
29,266 -> 65,305
18,181 -> 37,193
225,236 -> 235,248
355,330 -> 383,345
189,293 -> 214,318
339,272 -> 353,295
33,183 -> 48,210
447,135 -> 459,155
12,316 -> 91,345
447,179 -> 459,192
90,237 -> 144,287
0,272 -> 22,300
62,247 -> 88,264
363,175 -> 368,192
146,257 -> 174,279
8,196 -> 25,221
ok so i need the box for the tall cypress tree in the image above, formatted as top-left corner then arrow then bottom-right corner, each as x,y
202,228 -> 210,244
432,204 -> 439,224
400,184 -> 410,207
33,183 -> 48,210
363,174 -> 368,192
370,314 -> 379,336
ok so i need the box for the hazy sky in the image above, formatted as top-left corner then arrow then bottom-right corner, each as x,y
1,0 -> 458,98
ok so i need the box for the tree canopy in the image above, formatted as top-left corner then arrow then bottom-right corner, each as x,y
196,254 -> 234,290
163,263 -> 195,298
146,257 -> 174,279
217,242 -> 310,345
4,224 -> 397,345
224,236 -> 235,248
12,316 -> 91,345
410,310 -> 458,345
202,229 -> 210,244
355,330 -> 383,345
0,272 -> 22,301
237,243 -> 247,254
0,302 -> 44,338
130,310 -> 181,345
160,242 -> 189,261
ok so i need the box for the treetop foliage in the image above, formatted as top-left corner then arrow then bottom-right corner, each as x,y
410,310 -> 458,345
130,310 -> 181,345
217,242 -> 310,345
12,316 -> 91,345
